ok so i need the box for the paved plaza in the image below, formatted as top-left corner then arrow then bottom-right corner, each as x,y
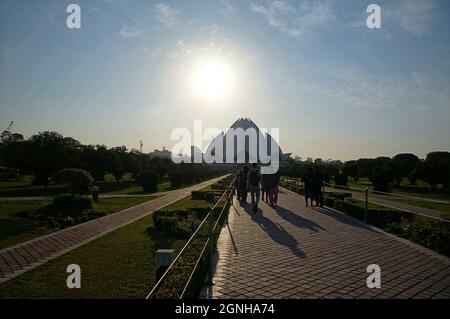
211,187 -> 450,299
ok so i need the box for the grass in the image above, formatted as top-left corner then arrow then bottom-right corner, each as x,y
350,198 -> 404,212
0,213 -> 186,298
0,196 -> 158,250
0,173 -> 189,197
0,183 -> 217,298
337,177 -> 450,201
386,198 -> 450,217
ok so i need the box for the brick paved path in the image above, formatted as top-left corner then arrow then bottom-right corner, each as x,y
0,177 -> 224,284
211,187 -> 450,299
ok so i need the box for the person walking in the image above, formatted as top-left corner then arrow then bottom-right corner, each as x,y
239,165 -> 249,204
261,174 -> 266,202
262,173 -> 271,202
247,163 -> 261,212
313,168 -> 325,207
267,172 -> 280,207
273,171 -> 280,206
235,168 -> 242,202
302,167 -> 315,207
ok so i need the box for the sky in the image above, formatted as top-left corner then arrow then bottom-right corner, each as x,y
1,0 -> 449,161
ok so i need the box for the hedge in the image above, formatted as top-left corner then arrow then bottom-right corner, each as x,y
150,178 -> 233,298
324,194 -> 450,257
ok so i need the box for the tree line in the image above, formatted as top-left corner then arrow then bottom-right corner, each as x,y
281,152 -> 450,192
0,130 -> 225,190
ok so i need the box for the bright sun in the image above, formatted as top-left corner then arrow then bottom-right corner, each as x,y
191,58 -> 235,100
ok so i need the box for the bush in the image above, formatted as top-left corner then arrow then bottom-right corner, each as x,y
326,192 -> 352,200
325,195 -> 450,257
182,171 -> 194,185
52,195 -> 92,211
153,210 -> 202,239
334,173 -> 348,187
52,168 -> 93,196
371,169 -> 391,192
0,172 -> 19,180
169,171 -> 183,188
136,170 -> 159,193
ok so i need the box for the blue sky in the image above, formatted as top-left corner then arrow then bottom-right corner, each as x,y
1,0 -> 449,160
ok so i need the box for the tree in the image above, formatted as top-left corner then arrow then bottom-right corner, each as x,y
168,171 -> 183,188
81,145 -> 110,181
136,170 -> 159,193
342,160 -> 358,182
52,168 -> 93,197
334,172 -> 348,187
392,153 -> 419,186
371,168 -> 391,192
107,150 -> 123,183
356,158 -> 375,179
369,157 -> 394,192
28,131 -> 68,188
414,152 -> 450,191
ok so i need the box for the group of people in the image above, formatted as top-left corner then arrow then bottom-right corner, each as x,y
235,163 -> 280,212
234,164 -> 325,211
301,167 -> 325,207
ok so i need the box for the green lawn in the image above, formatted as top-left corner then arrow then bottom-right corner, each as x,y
339,177 -> 450,201
0,173 -> 187,197
0,185 -> 216,298
350,198 -> 404,212
0,196 -> 158,250
0,213 -> 186,298
386,198 -> 450,217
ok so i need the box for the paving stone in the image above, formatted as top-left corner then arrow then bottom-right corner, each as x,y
210,188 -> 450,299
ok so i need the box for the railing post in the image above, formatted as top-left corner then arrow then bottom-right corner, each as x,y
364,187 -> 368,223
207,207 -> 215,286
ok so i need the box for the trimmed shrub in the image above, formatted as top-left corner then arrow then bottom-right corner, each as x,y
169,171 -> 183,188
371,169 -> 391,192
334,173 -> 348,187
136,170 -> 159,193
182,171 -> 194,185
153,210 -> 202,239
327,192 -> 352,200
325,195 -> 450,257
52,195 -> 92,211
52,168 -> 93,196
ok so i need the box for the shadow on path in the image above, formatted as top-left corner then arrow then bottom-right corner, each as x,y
244,204 -> 305,259
274,205 -> 326,233
226,222 -> 239,256
313,206 -> 381,234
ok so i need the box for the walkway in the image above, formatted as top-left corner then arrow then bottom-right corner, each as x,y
211,187 -> 450,299
0,176 -> 225,284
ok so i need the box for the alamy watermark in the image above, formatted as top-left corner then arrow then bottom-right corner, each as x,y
66,264 -> 81,289
66,4 -> 81,29
170,120 -> 280,174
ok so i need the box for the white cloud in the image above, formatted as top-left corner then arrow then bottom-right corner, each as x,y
296,64 -> 450,116
219,0 -> 237,15
250,0 -> 335,37
382,0 -> 436,36
154,3 -> 179,26
119,26 -> 142,38
397,0 -> 435,36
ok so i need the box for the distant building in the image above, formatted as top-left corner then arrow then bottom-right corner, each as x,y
149,146 -> 172,159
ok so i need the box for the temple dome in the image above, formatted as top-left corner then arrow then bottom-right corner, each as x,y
204,118 -> 290,164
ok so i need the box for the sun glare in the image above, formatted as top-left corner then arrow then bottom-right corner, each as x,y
191,58 -> 235,100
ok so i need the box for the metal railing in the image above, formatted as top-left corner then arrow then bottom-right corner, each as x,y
145,176 -> 236,299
